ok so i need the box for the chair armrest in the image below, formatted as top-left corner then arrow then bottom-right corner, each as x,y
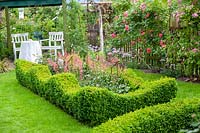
39,39 -> 49,43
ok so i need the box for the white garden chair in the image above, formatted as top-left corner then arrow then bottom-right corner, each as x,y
11,33 -> 29,60
40,32 -> 64,58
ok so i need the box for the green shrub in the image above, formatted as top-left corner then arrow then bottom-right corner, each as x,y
15,60 -> 36,87
28,65 -> 52,95
69,77 -> 177,126
45,73 -> 80,110
120,68 -> 144,91
15,60 -> 81,111
93,98 -> 200,133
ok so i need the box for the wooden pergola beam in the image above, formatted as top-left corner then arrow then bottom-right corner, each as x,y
0,0 -> 62,8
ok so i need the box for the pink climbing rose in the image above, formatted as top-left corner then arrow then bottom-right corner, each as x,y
141,31 -> 145,36
145,13 -> 150,18
140,3 -> 146,11
192,48 -> 198,53
192,13 -> 198,18
131,40 -> 136,45
146,48 -> 152,54
111,33 -> 117,38
159,33 -> 163,38
114,16 -> 119,20
160,40 -> 166,48
123,11 -> 128,17
125,25 -> 129,31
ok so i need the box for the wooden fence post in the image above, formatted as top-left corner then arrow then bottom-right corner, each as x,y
5,7 -> 12,50
62,0 -> 68,52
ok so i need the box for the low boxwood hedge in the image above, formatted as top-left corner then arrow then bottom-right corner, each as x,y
45,73 -> 81,110
27,65 -> 52,95
120,68 -> 144,91
15,59 -> 35,87
15,60 -> 178,126
93,98 -> 200,133
69,77 -> 177,126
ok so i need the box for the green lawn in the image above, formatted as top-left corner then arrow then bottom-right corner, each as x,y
0,71 -> 91,133
134,69 -> 200,99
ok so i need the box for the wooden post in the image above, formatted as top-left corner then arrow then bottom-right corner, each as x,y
5,7 -> 11,50
98,6 -> 104,53
62,0 -> 68,52
0,9 -> 2,24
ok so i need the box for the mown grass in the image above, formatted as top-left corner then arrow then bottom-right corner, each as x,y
134,69 -> 200,99
0,71 -> 91,133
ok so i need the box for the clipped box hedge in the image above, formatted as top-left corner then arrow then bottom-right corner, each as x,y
93,98 -> 200,133
15,60 -> 80,110
27,65 -> 52,95
45,73 -> 80,110
69,77 -> 177,126
15,60 -> 178,126
15,60 -> 36,87
120,68 -> 144,91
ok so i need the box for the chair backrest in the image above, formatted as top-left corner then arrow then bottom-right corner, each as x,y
49,32 -> 63,42
11,33 -> 29,45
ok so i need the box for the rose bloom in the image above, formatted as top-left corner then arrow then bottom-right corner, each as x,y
114,16 -> 119,20
131,40 -> 136,45
111,33 -> 117,38
192,13 -> 198,18
192,48 -> 198,53
123,11 -> 128,17
146,48 -> 152,54
125,25 -> 129,31
145,13 -> 150,18
141,31 -> 145,36
160,40 -> 166,48
159,33 -> 163,38
140,3 -> 146,11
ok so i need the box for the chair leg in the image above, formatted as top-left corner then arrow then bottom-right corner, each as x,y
14,50 -> 17,60
55,49 -> 57,59
62,48 -> 64,56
